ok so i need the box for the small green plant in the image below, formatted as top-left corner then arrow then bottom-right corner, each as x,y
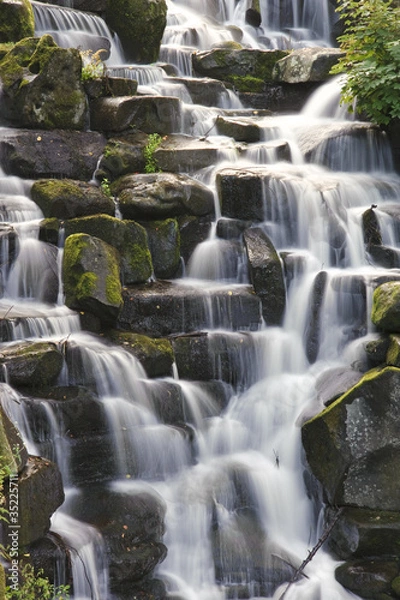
144,133 -> 162,173
80,48 -> 107,81
100,177 -> 112,198
6,563 -> 70,599
331,0 -> 400,126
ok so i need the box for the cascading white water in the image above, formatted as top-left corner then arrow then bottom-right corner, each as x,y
1,3 -> 400,600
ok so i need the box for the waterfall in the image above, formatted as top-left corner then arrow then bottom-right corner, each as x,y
1,2 -> 400,600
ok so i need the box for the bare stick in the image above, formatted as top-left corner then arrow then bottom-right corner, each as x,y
278,507 -> 344,599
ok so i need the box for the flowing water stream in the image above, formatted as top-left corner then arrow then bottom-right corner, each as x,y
1,1 -> 400,599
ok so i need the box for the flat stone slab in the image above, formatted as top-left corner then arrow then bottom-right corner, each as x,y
118,281 -> 262,336
0,129 -> 107,180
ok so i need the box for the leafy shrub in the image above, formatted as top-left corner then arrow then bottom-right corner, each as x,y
331,0 -> 400,125
80,48 -> 107,81
144,133 -> 162,173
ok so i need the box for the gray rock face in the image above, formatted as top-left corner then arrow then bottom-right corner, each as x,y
302,367 -> 400,511
0,129 -> 107,180
118,281 -> 262,336
243,227 -> 286,326
273,47 -> 344,83
192,48 -> 289,82
90,96 -> 182,134
114,172 -> 215,220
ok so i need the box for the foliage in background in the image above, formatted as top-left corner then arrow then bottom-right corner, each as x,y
144,133 -> 162,173
331,0 -> 400,126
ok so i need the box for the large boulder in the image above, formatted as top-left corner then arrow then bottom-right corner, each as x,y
63,233 -> 123,324
31,179 -> 115,220
0,129 -> 107,180
0,0 -> 34,43
302,366 -> 400,511
113,172 -> 215,220
243,227 -> 286,326
0,403 -> 28,475
273,47 -> 344,83
0,35 -> 88,129
65,214 -> 153,284
105,0 -> 167,63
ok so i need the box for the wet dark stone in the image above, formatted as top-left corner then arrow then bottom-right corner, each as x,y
305,270 -> 328,363
335,558 -> 400,598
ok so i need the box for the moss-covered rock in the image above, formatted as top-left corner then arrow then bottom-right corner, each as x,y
63,233 -> 123,324
0,0 -> 34,43
105,330 -> 174,377
143,218 -> 181,279
0,35 -> 88,129
192,48 -> 289,85
96,133 -> 147,181
105,0 -> 167,63
302,366 -> 400,510
31,179 -> 115,219
372,281 -> 400,333
65,214 -> 153,284
0,342 -> 64,389
335,558 -> 400,599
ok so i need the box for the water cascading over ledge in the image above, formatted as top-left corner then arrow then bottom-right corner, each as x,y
0,1 -> 400,600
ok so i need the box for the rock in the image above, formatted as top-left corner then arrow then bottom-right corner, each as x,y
335,558 -> 400,599
273,47 -> 344,83
0,35 -> 88,129
0,341 -> 63,388
90,95 -> 181,135
364,335 -> 390,368
328,506 -> 400,560
154,135 -> 239,173
368,245 -> 400,269
216,115 -> 262,142
302,366 -> 400,510
63,233 -> 122,324
83,76 -> 138,99
105,0 -> 167,63
243,227 -> 286,326
178,215 -> 213,263
113,172 -> 215,220
386,334 -> 400,367
192,48 -> 289,87
315,367 -> 364,407
362,207 -> 382,248
169,76 -> 235,107
371,281 -> 400,333
118,281 -> 261,336
105,331 -> 174,378
143,218 -> 181,279
5,455 -> 64,546
296,121 -> 386,171
65,214 -> 153,284
0,403 -> 28,474
216,217 -> 253,240
172,332 -> 264,390
0,0 -> 34,43
0,129 -> 107,180
0,224 -> 18,293
95,133 -> 148,181
217,167 -> 267,221
68,485 -> 167,591
245,8 -> 262,28
31,179 -> 115,220
304,271 -> 328,363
